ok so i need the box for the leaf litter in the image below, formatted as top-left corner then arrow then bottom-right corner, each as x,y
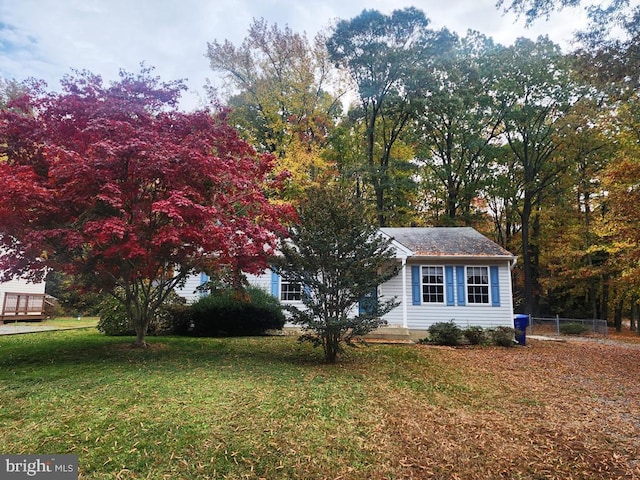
366,337 -> 640,479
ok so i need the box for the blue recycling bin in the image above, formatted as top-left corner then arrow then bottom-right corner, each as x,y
514,314 -> 529,346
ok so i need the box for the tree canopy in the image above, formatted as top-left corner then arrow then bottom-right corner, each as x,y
199,7 -> 640,321
206,18 -> 342,194
327,7 -> 456,226
0,67 -> 293,346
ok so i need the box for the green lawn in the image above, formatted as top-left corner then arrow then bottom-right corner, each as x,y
15,316 -> 99,328
0,329 -> 635,479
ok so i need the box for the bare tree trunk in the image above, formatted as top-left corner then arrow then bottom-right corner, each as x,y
375,182 -> 387,227
134,327 -> 148,348
521,196 -> 534,315
133,316 -> 149,348
591,283 -> 598,320
601,278 -> 609,323
614,295 -> 625,333
323,326 -> 340,364
531,207 -> 542,316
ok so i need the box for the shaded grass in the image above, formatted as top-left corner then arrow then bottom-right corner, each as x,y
0,330 -> 637,479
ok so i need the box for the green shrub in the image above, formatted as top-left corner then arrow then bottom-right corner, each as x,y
97,296 -> 134,336
559,322 -> 590,335
97,291 -> 186,336
155,293 -> 191,335
189,286 -> 285,337
489,326 -> 516,347
427,321 -> 463,346
463,326 -> 487,345
164,302 -> 193,335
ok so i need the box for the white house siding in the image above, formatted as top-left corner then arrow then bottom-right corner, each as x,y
176,273 -> 210,304
380,259 -> 514,330
180,261 -> 514,331
244,270 -> 272,295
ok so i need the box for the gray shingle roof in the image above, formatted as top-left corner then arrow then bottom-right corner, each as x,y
380,227 -> 513,258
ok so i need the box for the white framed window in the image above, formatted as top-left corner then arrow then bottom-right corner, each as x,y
422,266 -> 444,303
280,281 -> 302,301
467,266 -> 489,304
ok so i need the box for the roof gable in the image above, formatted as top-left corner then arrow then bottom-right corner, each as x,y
380,227 -> 513,258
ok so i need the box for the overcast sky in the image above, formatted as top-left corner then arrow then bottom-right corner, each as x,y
0,0 -> 590,110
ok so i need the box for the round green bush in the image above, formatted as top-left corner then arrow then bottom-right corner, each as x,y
427,321 -> 463,346
189,286 -> 285,337
463,326 -> 487,345
164,302 -> 193,335
489,326 -> 516,347
97,296 -> 134,336
97,291 -> 186,336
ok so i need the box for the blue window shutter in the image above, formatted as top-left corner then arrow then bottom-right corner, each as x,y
445,266 -> 455,306
271,271 -> 280,298
456,266 -> 466,306
490,266 -> 500,307
198,272 -> 210,298
411,266 -> 421,305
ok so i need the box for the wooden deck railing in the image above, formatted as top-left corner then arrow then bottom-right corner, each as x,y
1,292 -> 46,323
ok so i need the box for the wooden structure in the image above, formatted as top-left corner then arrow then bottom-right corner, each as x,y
0,292 -> 46,323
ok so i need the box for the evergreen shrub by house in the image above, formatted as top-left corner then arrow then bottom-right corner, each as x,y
97,296 -> 134,336
421,323 -> 517,347
489,326 -> 517,347
165,302 -> 193,335
463,325 -> 487,345
426,321 -> 463,346
189,286 -> 285,337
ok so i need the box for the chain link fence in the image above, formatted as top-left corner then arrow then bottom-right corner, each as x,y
528,315 -> 608,336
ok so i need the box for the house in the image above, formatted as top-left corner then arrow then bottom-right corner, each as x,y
0,275 -> 47,323
376,227 -> 516,330
176,227 -> 517,331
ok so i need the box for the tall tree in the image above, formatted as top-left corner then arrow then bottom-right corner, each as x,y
494,37 -> 579,315
484,144 -> 523,250
0,67 -> 292,347
273,183 -> 399,363
539,97 -> 613,318
499,0 -> 639,89
500,0 -> 639,321
327,7 -> 455,226
414,31 -> 505,225
0,78 -> 30,110
599,93 -> 640,324
207,18 -> 341,189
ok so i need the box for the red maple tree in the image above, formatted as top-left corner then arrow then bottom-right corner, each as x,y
0,67 -> 293,346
